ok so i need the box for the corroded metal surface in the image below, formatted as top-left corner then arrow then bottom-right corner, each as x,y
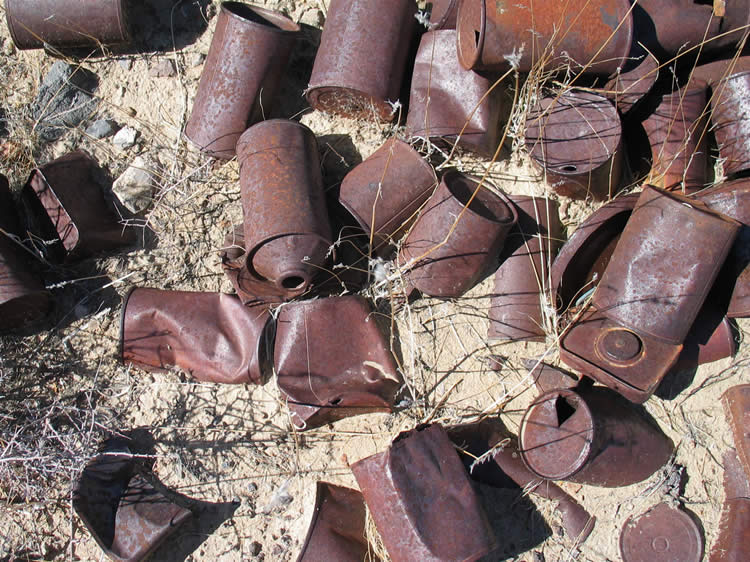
709,450 -> 750,561
671,299 -> 737,373
619,503 -> 703,562
237,120 -> 332,297
6,0 -> 130,50
456,0 -> 633,73
520,387 -> 673,486
710,71 -> 750,177
525,91 -> 623,200
306,0 -> 416,121
692,56 -> 750,86
723,385 -> 750,481
399,171 -> 517,298
522,358 -> 581,394
339,138 -> 437,251
297,482 -> 374,562
274,295 -> 403,430
351,424 -> 497,562
489,196 -> 562,342
120,288 -> 272,384
406,30 -> 501,156
185,2 -> 299,159
428,0 -> 459,29
635,0 -> 720,56
602,50 -> 659,114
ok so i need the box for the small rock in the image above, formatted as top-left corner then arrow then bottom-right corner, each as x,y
112,126 -> 138,150
249,542 -> 262,556
149,59 -> 176,78
85,119 -> 118,139
190,53 -> 205,67
112,156 -> 155,214
118,58 -> 133,71
271,544 -> 284,556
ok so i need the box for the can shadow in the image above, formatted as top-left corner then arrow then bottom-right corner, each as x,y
271,23 -> 322,121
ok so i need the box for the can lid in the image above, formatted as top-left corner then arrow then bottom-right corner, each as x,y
619,503 -> 703,562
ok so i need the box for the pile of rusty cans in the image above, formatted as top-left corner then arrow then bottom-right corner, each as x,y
7,0 -> 750,560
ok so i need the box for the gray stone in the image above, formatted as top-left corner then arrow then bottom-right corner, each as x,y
85,119 -> 118,139
112,156 -> 155,214
118,58 -> 133,70
149,59 -> 176,78
31,61 -> 98,142
190,53 -> 205,67
112,126 -> 138,150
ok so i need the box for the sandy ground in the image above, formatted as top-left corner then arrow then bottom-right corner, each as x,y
1,1 -> 748,561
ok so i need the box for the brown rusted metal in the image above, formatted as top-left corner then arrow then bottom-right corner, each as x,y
236,120 -> 332,297
641,83 -> 709,192
520,386 -> 673,486
399,171 -> 517,298
120,288 -> 272,385
710,71 -> 750,177
428,0 -> 458,30
21,151 -> 136,262
692,56 -> 750,87
723,385 -> 750,480
635,0 -> 720,56
73,439 -> 192,562
5,0 -> 130,50
274,295 -> 403,430
671,299 -> 737,372
456,0 -> 633,74
619,503 -> 703,562
525,90 -> 623,201
297,482 -> 374,562
338,138 -> 437,251
522,358 -> 581,394
351,424 -> 497,562
489,196 -> 562,342
708,450 -> 750,562
306,0 -> 416,121
184,2 -> 299,159
602,50 -> 659,115
406,30 -> 502,157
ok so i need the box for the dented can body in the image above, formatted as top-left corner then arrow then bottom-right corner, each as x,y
710,71 -> 750,178
185,2 -> 299,159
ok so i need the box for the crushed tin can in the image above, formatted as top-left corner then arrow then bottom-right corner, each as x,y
351,424 -> 497,562
519,386 -> 674,486
184,2 -> 299,159
456,0 -> 633,74
428,0 -> 458,30
723,385 -> 750,480
560,186 -> 740,403
522,358 -> 581,394
406,30 -> 502,157
306,0 -> 416,121
489,196 -> 562,342
120,288 -> 272,385
73,438 -> 192,561
21,151 -> 136,262
641,83 -> 709,192
297,482 -> 373,562
338,138 -> 437,252
525,90 -> 623,200
620,502 -> 703,562
236,120 -> 332,297
274,295 -> 403,430
5,0 -> 130,50
399,171 -> 517,298
708,449 -> 750,562
710,71 -> 750,178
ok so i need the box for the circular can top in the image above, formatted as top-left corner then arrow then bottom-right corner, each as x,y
620,503 -> 703,562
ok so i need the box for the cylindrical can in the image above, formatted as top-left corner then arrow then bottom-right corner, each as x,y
722,385 -> 750,481
710,71 -> 750,177
488,196 -> 562,342
406,30 -> 502,156
338,138 -> 437,251
185,2 -> 299,159
5,0 -> 130,50
635,0 -> 720,56
306,0 -> 416,121
525,90 -> 623,200
399,171 -> 518,298
620,503 -> 703,562
671,300 -> 737,373
519,387 -> 673,486
237,120 -> 332,296
642,83 -> 709,192
601,50 -> 659,115
428,0 -> 458,29
456,0 -> 633,74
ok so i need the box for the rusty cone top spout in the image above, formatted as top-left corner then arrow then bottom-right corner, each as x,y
237,120 -> 332,296
5,0 -> 130,50
351,424 -> 497,562
456,0 -> 633,74
399,171 -> 517,298
525,90 -> 623,200
619,502 -> 703,562
185,2 -> 299,159
306,0 -> 416,121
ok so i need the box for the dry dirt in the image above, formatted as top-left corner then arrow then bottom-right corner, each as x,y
1,1 -> 748,561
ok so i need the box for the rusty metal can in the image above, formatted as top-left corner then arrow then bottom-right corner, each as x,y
399,171 -> 518,298
601,50 -> 659,115
338,138 -> 437,252
185,2 -> 299,159
710,71 -> 750,178
520,386 -> 673,486
708,450 -> 750,562
5,0 -> 130,50
456,0 -> 633,74
306,0 -> 416,121
428,0 -> 459,29
635,0 -> 720,56
620,503 -> 703,562
489,196 -> 562,342
525,90 -> 623,201
723,385 -> 750,481
236,119 -> 332,296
